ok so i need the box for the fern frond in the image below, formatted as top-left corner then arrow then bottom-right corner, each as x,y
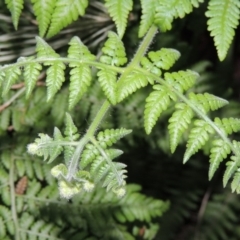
5,0 -> 24,29
64,113 -> 80,163
139,0 -> 157,37
209,139 -> 231,180
68,36 -> 95,60
144,85 -> 177,134
69,65 -> 92,109
31,0 -> 56,37
165,70 -> 199,93
224,155 -> 239,187
117,71 -> 151,102
184,120 -> 214,163
168,103 -> 194,153
90,149 -> 124,180
154,0 -> 194,32
46,61 -> 66,101
98,32 -> 127,104
214,117 -> 240,135
97,69 -> 117,105
205,0 -> 240,61
35,37 -> 59,58
24,59 -> 42,98
80,143 -> 100,169
231,169 -> 240,193
48,127 -> 64,163
97,128 -> 132,148
2,67 -> 21,96
47,0 -> 89,38
100,31 -> 127,67
147,48 -> 181,71
104,0 -> 133,38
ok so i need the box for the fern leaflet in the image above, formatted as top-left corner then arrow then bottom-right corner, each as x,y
47,0 -> 89,38
68,37 -> 95,109
98,32 -> 127,104
5,0 -> 24,29
30,0 -> 56,37
168,103 -> 194,153
23,58 -> 42,98
104,0 -> 133,38
139,0 -> 157,37
144,85 -> 177,134
209,139 -> 231,180
214,117 -> 240,135
189,92 -> 229,113
206,0 -> 240,61
184,120 -> 214,163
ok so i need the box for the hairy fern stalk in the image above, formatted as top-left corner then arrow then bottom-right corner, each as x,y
1,0 -> 240,239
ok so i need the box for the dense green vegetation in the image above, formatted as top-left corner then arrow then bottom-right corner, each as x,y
0,0 -> 240,239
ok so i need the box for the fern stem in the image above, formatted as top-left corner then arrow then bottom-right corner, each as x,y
0,58 -> 124,74
10,156 -> 20,240
130,25 -> 158,66
66,26 -> 158,181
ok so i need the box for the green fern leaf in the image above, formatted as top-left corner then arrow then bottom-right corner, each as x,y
47,0 -> 89,37
100,31 -> 127,67
139,0 -> 157,37
90,149 -> 123,177
231,169 -> 240,193
189,93 -> 228,113
98,32 -> 127,103
168,103 -> 194,153
117,71 -> 151,102
205,0 -> 240,61
224,155 -> 239,187
2,67 -> 21,96
80,143 -> 100,169
48,127 -> 64,163
147,48 -> 181,71
69,65 -> 92,109
154,0 -> 193,32
97,69 -> 117,105
46,61 -> 66,101
64,113 -> 80,164
31,133 -> 53,160
209,139 -> 231,180
68,36 -> 96,61
36,39 -> 64,101
144,85 -> 177,134
97,128 -> 132,148
35,36 -> 59,58
104,0 -> 133,38
184,120 -> 214,163
165,70 -> 199,93
103,169 -> 127,192
214,117 -> 240,135
31,0 -> 56,37
5,0 -> 24,29
24,59 -> 42,98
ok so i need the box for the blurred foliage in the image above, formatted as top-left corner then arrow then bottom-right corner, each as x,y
1,0 -> 240,239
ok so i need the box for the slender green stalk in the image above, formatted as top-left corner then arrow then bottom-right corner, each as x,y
66,25 -> 158,181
